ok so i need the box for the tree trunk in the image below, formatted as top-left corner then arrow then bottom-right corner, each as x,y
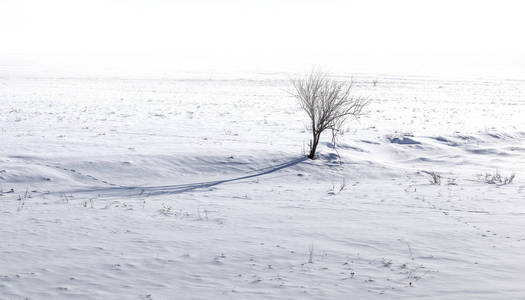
308,132 -> 320,159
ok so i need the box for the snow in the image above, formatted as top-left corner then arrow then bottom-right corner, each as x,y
1,74 -> 525,299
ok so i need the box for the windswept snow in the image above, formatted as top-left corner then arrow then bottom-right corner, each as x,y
1,74 -> 525,299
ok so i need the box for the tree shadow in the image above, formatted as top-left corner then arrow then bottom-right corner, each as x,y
56,156 -> 308,198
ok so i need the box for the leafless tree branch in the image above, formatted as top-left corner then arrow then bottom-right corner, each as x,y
290,70 -> 369,159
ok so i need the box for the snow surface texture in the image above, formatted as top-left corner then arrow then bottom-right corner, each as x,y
1,74 -> 525,299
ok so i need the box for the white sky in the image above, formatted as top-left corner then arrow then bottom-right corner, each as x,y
1,0 -> 525,78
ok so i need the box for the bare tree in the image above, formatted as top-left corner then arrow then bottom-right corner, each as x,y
291,71 -> 368,159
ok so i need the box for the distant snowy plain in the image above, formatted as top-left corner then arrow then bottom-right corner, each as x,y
1,73 -> 525,299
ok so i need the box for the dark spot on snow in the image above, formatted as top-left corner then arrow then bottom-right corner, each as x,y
432,136 -> 460,147
388,136 -> 421,145
466,148 -> 510,156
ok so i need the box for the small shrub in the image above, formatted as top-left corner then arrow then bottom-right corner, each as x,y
422,170 -> 441,185
308,243 -> 314,263
446,177 -> 457,185
328,177 -> 346,195
481,171 -> 515,185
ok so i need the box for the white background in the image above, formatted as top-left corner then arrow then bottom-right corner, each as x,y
2,0 -> 525,78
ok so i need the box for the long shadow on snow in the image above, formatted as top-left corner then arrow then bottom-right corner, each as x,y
55,156 -> 308,198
